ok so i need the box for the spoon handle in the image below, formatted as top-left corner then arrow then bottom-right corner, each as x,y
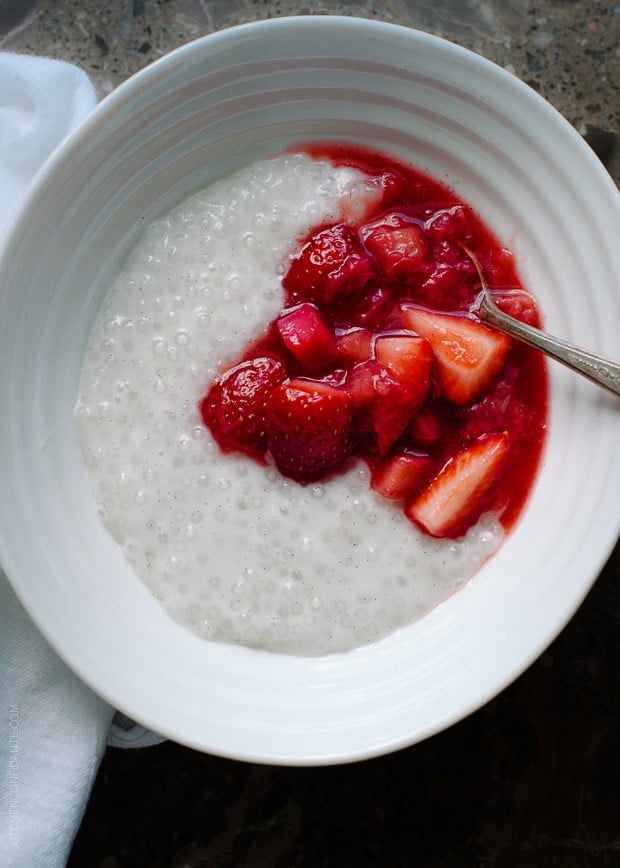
479,298 -> 620,396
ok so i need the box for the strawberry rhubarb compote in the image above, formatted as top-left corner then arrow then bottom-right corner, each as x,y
75,146 -> 547,655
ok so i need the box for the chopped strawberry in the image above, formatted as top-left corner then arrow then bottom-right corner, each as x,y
200,356 -> 286,457
415,263 -> 470,311
345,359 -> 382,410
283,223 -> 374,306
374,332 -> 432,384
371,452 -> 433,500
353,285 -> 397,328
425,205 -> 472,243
402,306 -> 510,404
277,303 -> 338,374
406,432 -> 510,538
360,212 -> 429,280
336,327 -> 374,364
264,379 -> 354,480
340,335 -> 433,455
405,404 -> 443,447
479,246 -> 516,286
369,370 -> 414,455
370,333 -> 432,452
433,239 -> 473,272
368,370 -> 423,456
489,288 -> 541,327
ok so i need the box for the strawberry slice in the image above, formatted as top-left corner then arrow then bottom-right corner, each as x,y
360,212 -> 429,280
406,432 -> 510,538
371,452 -> 433,501
277,303 -> 339,374
283,223 -> 374,306
265,379 -> 354,480
200,356 -> 286,457
402,306 -> 510,405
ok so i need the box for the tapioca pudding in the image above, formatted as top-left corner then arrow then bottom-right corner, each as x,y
75,147 -> 546,655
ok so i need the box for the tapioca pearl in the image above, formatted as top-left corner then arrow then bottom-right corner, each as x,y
100,337 -> 116,358
148,291 -> 165,311
363,543 -> 380,563
132,490 -> 147,507
122,538 -> 140,560
155,523 -> 170,543
104,315 -> 122,332
181,603 -> 203,628
75,403 -> 90,422
174,329 -> 190,348
165,343 -> 180,366
135,316 -> 152,332
152,337 -> 167,357
299,535 -> 313,554
176,434 -> 191,455
197,472 -> 211,488
142,466 -> 157,483
350,496 -> 367,515
195,311 -> 212,331
280,544 -> 299,564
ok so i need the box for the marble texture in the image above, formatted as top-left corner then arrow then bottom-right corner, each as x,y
1,1 -> 619,865
3,0 -> 619,185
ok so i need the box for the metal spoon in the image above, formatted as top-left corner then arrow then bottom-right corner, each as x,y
462,246 -> 620,397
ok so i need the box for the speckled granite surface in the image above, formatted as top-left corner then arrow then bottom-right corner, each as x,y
3,0 -> 619,182
2,1 -> 620,866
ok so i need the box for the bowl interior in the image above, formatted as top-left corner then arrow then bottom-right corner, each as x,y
0,17 -> 619,764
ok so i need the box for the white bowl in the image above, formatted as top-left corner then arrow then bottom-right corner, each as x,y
0,17 -> 619,764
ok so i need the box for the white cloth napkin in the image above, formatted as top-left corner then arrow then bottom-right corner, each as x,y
0,53 -> 162,868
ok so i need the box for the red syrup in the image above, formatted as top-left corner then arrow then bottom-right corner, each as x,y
200,144 -> 548,539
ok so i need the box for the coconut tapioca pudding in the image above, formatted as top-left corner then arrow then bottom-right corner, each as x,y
75,146 -> 547,656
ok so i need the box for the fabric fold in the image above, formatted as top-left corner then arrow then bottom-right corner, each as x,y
0,52 -> 162,868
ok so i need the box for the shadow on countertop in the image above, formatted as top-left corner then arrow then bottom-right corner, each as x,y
68,539 -> 620,868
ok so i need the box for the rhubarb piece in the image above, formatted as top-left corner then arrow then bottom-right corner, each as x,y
283,223 -> 374,306
371,452 -> 433,500
200,356 -> 286,457
406,432 -> 509,538
402,306 -> 510,405
265,379 -> 354,480
277,303 -> 338,374
360,212 -> 429,279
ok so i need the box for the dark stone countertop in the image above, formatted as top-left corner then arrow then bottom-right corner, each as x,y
2,1 -> 620,865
